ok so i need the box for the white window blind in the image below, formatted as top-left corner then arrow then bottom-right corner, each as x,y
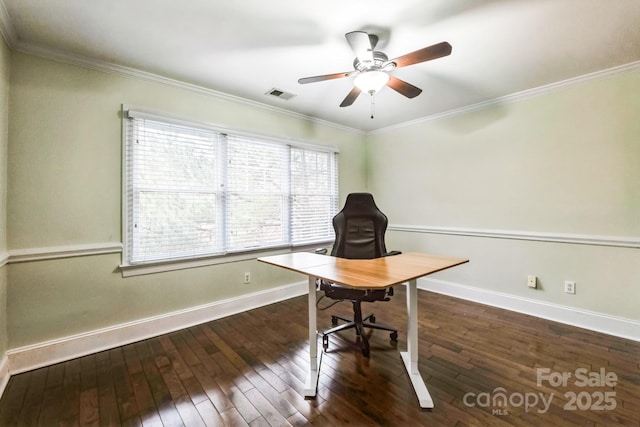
123,110 -> 338,265
290,147 -> 339,244
225,135 -> 289,251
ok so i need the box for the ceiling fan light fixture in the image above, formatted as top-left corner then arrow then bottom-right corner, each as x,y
354,70 -> 389,95
298,32 -> 451,109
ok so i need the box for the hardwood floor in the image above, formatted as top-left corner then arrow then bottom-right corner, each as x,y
1,287 -> 639,426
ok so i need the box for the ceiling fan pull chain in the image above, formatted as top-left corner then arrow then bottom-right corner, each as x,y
370,95 -> 375,119
298,32 -> 451,112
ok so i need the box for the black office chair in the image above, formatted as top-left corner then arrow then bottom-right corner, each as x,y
319,193 -> 399,357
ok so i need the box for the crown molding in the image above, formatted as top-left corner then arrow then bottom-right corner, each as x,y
0,4 -> 357,134
370,60 -> 640,135
0,0 -> 16,46
1,0 -> 638,136
10,39 -> 365,136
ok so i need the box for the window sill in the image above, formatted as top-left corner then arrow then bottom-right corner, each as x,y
118,242 -> 332,277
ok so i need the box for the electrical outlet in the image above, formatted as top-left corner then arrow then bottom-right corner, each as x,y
527,275 -> 537,288
564,280 -> 576,294
244,272 -> 251,284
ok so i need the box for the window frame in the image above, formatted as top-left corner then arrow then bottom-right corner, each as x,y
120,106 -> 339,277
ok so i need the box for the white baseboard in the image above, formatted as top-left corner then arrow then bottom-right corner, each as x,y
419,278 -> 640,342
0,354 -> 9,398
7,281 -> 307,375
5,277 -> 638,382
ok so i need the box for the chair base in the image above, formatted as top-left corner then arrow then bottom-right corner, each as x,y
322,301 -> 398,357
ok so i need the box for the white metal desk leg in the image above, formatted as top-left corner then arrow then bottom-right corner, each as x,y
303,275 -> 322,397
400,279 -> 434,408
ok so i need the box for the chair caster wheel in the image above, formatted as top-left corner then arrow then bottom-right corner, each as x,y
369,315 -> 376,323
331,316 -> 338,326
322,335 -> 329,351
390,332 -> 398,341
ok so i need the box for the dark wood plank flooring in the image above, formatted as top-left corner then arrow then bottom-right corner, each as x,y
1,287 -> 639,426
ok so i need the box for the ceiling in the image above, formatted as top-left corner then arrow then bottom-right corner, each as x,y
2,0 -> 639,132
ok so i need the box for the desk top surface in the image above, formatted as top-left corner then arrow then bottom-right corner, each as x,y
258,252 -> 468,289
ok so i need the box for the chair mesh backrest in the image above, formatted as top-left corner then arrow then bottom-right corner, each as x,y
330,193 -> 388,259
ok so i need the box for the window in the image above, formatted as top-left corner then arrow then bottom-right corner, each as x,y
123,109 -> 339,266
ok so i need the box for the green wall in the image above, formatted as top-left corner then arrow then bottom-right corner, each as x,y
6,52 -> 367,348
367,70 -> 640,320
3,46 -> 639,356
0,34 -> 10,360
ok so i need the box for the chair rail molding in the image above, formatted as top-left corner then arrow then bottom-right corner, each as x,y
0,251 -> 8,268
388,224 -> 640,249
7,242 -> 123,263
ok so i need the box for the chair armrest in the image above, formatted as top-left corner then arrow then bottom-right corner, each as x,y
384,250 -> 402,257
315,248 -> 328,255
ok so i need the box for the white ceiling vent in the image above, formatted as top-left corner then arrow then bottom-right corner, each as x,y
266,88 -> 296,100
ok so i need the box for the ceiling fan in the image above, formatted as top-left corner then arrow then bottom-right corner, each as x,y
298,31 -> 452,111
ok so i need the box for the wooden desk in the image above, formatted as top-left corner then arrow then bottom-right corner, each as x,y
258,252 -> 468,408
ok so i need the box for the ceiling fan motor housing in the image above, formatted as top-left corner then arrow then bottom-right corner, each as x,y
353,51 -> 390,72
298,32 -> 451,109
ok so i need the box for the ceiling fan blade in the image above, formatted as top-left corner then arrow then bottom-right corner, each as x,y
345,31 -> 374,63
298,71 -> 354,84
340,87 -> 361,107
387,75 -> 422,98
390,41 -> 452,68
